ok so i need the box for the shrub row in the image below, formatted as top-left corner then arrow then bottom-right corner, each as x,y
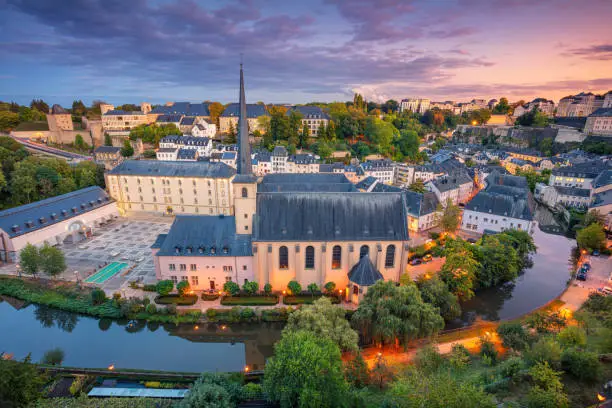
154,294 -> 198,306
220,295 -> 279,306
201,293 -> 220,301
283,294 -> 340,305
205,307 -> 259,323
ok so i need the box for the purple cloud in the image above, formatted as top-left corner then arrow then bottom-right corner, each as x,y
566,44 -> 612,60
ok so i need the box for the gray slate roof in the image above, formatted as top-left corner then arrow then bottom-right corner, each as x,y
258,183 -> 357,193
591,190 -> 612,208
0,187 -> 112,238
592,169 -> 612,188
259,173 -> 351,191
155,215 -> 252,257
552,160 -> 610,179
107,160 -> 235,178
51,104 -> 69,114
94,146 -> 121,154
404,191 -> 439,217
554,186 -> 591,198
465,190 -> 532,220
220,103 -> 268,118
254,192 -> 408,242
348,254 -> 383,286
431,172 -> 473,193
151,102 -> 210,116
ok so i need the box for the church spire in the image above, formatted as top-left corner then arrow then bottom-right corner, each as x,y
237,62 -> 252,175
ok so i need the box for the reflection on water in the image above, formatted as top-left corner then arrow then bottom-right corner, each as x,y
0,300 -> 282,372
455,223 -> 575,326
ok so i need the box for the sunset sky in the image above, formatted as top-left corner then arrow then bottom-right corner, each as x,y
1,0 -> 611,106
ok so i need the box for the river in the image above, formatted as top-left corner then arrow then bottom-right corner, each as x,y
0,216 -> 575,372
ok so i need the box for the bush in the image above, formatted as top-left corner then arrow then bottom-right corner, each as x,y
497,322 -> 531,351
69,376 -> 87,396
561,348 -> 601,382
242,382 -> 263,399
242,280 -> 259,296
449,344 -> 471,370
557,326 -> 587,349
263,283 -> 272,295
479,337 -> 498,364
220,295 -> 278,306
201,293 -> 220,301
206,308 -> 217,320
41,348 -> 64,365
324,281 -> 336,294
91,288 -> 106,306
415,345 -> 443,373
287,280 -> 301,295
223,281 -> 240,296
143,284 -> 157,292
145,304 -> 157,314
529,361 -> 563,391
496,356 -> 524,381
144,381 -> 161,388
525,337 -> 562,369
154,294 -> 198,305
166,304 -> 177,315
283,294 -> 340,305
261,307 -> 290,322
240,308 -> 255,320
156,280 -> 174,296
525,386 -> 569,408
176,280 -> 191,297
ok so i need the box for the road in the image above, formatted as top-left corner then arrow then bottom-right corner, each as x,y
8,134 -> 91,161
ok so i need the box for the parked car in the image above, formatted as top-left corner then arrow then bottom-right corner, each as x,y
597,286 -> 612,296
422,254 -> 433,263
582,262 -> 591,271
410,258 -> 422,266
592,250 -> 600,256
576,271 -> 587,281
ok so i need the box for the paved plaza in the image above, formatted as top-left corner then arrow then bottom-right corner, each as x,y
61,218 -> 171,292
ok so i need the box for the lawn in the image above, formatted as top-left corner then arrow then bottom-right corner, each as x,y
220,295 -> 279,306
283,294 -> 340,305
154,294 -> 198,306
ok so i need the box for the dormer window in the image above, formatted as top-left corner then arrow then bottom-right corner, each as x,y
175,246 -> 181,254
186,246 -> 193,254
198,246 -> 205,254
39,217 -> 46,224
72,207 -> 78,213
210,247 -> 216,254
80,203 -> 86,209
11,225 -> 20,233
223,247 -> 229,254
25,220 -> 34,228
61,210 -> 68,216
50,213 -> 57,220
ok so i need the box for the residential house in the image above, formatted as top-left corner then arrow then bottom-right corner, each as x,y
426,172 -> 473,206
93,146 -> 123,170
191,119 -> 217,138
219,103 -> 268,134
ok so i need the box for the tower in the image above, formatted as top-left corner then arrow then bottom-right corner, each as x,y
232,62 -> 257,235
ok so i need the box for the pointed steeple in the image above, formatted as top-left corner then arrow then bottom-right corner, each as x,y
237,63 -> 252,175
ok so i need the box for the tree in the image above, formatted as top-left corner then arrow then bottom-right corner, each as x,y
264,330 -> 348,408
0,356 -> 46,407
324,281 -> 336,294
223,281 -> 240,296
525,337 -> 562,368
497,321 -> 531,351
436,200 -> 461,233
307,282 -> 319,296
181,373 -> 237,408
525,385 -> 569,408
476,235 -> 520,288
72,100 -> 87,116
439,248 -> 480,301
120,139 -> 134,157
39,244 -> 66,278
74,134 -> 87,150
91,288 -> 106,305
226,121 -> 237,144
576,222 -> 605,251
561,348 -> 600,382
416,275 -> 461,321
177,280 -> 191,297
299,123 -> 309,148
242,280 -> 259,296
409,179 -> 426,193
364,117 -> 397,155
263,283 -> 272,295
351,280 -> 444,348
288,110 -> 302,147
370,354 -> 394,390
382,99 -> 399,113
344,351 -> 369,388
104,133 -> 112,146
0,171 -> 6,192
156,280 -> 174,296
395,129 -> 420,159
492,97 -> 511,114
19,243 -> 40,277
516,107 -> 549,127
41,347 -> 64,365
388,370 -> 496,408
207,101 -> 225,127
30,99 -> 49,112
287,280 -> 301,295
557,326 -> 587,349
285,297 -> 358,351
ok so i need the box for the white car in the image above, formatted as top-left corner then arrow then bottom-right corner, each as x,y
600,286 -> 612,296
110,250 -> 121,257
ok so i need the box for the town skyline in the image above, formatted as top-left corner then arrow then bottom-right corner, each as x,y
1,0 -> 611,106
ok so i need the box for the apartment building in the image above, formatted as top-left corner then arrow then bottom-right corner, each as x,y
105,161 -> 236,216
102,110 -> 153,135
289,106 -> 330,138
584,108 -> 612,137
399,98 -> 430,114
219,103 -> 268,134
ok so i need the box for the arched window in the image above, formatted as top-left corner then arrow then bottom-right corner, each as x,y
332,245 -> 342,269
241,187 -> 248,198
279,246 -> 288,269
305,246 -> 315,269
385,245 -> 396,268
359,245 -> 369,259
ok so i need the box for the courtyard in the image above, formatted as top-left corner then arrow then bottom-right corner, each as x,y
60,217 -> 171,292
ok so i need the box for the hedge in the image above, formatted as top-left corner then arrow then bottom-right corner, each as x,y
205,307 -> 259,323
154,294 -> 198,306
283,294 -> 340,305
201,293 -> 220,301
220,295 -> 279,306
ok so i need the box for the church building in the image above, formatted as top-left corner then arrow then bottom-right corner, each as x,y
152,65 -> 410,303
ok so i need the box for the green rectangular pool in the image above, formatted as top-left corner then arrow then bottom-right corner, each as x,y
85,262 -> 128,284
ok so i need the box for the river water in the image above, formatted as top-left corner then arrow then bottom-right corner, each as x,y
0,213 -> 575,372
